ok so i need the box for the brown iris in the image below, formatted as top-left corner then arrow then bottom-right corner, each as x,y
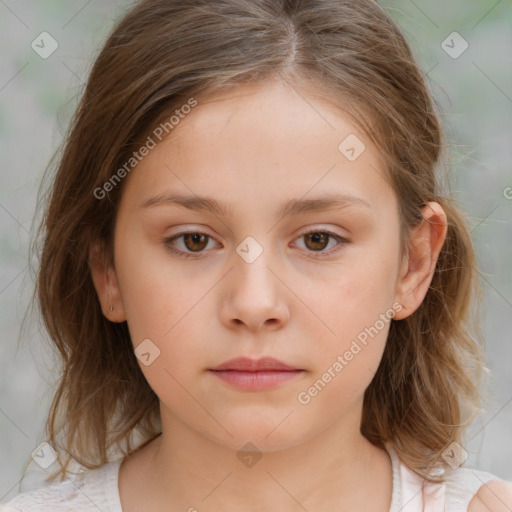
303,232 -> 330,251
183,233 -> 209,252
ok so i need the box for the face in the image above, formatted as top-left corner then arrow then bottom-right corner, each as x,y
93,80 -> 414,452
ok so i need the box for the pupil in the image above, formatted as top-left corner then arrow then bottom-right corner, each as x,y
307,233 -> 328,251
185,233 -> 207,251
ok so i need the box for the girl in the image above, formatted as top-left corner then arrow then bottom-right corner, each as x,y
2,0 -> 511,510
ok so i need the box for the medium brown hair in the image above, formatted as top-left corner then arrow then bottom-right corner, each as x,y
23,0 -> 487,485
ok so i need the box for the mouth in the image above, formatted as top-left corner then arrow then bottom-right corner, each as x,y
209,357 -> 305,391
210,356 -> 302,372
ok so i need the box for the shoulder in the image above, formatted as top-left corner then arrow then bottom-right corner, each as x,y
441,465 -> 512,512
1,459 -> 120,512
467,479 -> 512,512
387,443 -> 511,512
1,479 -> 80,511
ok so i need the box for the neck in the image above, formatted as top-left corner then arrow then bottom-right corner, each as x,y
139,400 -> 393,512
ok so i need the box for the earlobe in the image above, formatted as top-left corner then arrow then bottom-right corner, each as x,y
88,240 -> 127,323
393,202 -> 447,320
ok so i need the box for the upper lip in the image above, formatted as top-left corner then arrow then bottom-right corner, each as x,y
210,357 -> 301,372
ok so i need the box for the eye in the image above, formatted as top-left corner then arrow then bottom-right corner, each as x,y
164,228 -> 349,259
164,230 -> 220,258
292,229 -> 349,257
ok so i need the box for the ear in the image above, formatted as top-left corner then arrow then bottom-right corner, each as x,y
393,201 -> 447,320
88,240 -> 127,323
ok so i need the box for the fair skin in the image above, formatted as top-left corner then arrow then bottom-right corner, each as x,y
90,79 -> 450,511
468,481 -> 512,512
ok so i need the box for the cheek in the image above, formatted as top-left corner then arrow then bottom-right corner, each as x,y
115,245 -> 216,371
120,276 -> 210,410
313,254 -> 399,338
297,302 -> 391,417
115,237 -> 198,339
303,243 -> 398,386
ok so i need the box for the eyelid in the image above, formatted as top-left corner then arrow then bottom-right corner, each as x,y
167,225 -> 217,238
295,224 -> 348,238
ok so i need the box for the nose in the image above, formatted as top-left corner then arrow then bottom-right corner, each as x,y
218,248 -> 290,332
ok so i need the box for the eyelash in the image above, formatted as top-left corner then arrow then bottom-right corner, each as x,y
163,228 -> 349,259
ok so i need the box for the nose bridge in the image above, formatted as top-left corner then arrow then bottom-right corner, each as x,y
233,234 -> 277,295
220,233 -> 289,330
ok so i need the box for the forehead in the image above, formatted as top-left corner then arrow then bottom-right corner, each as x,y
120,80 -> 395,217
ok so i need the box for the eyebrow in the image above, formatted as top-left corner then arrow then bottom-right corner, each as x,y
140,192 -> 372,218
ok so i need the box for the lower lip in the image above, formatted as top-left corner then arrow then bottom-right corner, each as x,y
209,370 -> 304,390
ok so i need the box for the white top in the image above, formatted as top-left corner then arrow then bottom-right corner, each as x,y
1,443 -> 503,511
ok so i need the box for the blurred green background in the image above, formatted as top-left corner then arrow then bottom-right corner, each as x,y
1,0 -> 511,501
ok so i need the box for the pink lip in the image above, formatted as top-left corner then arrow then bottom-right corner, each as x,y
210,357 -> 300,372
209,357 -> 305,391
